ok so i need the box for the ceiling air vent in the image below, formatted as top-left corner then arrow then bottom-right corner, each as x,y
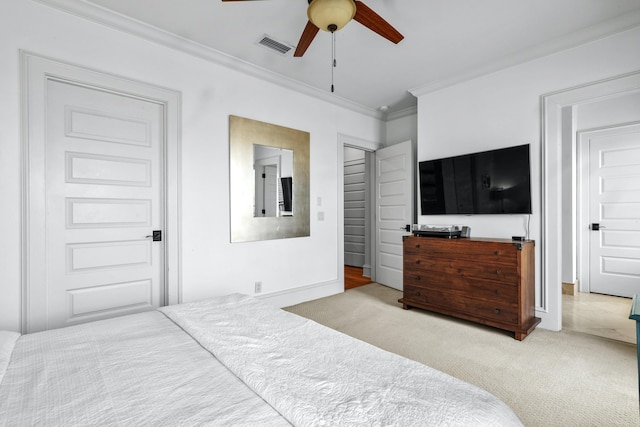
257,35 -> 293,56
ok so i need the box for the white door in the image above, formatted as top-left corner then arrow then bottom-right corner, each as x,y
254,164 -> 278,217
263,165 -> 278,217
30,78 -> 165,332
375,141 -> 414,290
254,165 -> 265,216
583,124 -> 640,297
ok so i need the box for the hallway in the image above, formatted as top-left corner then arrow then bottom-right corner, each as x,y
563,292 -> 636,344
344,266 -> 372,290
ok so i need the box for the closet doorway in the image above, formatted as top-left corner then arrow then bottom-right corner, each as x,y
344,146 -> 373,290
340,138 -> 415,291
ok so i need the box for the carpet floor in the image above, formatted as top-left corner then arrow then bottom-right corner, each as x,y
284,283 -> 639,426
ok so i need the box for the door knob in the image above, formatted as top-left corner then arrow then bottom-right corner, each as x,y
145,230 -> 162,241
590,223 -> 605,231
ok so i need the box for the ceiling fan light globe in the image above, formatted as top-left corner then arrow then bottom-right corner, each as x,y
307,0 -> 356,32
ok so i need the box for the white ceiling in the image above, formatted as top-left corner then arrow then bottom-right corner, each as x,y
51,0 -> 640,114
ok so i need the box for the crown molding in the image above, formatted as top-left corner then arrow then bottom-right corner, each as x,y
410,9 -> 640,98
386,105 -> 417,121
32,0 -> 384,120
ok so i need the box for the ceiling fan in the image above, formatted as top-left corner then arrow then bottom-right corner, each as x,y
221,0 -> 404,57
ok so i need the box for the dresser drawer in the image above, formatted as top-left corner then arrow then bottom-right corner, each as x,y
403,274 -> 518,304
404,256 -> 519,284
404,239 -> 519,265
403,285 -> 519,325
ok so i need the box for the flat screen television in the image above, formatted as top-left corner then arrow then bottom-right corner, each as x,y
419,144 -> 532,215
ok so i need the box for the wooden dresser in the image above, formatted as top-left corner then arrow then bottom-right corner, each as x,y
399,235 -> 540,340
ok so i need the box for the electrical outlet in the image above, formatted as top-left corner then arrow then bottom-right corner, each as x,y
255,281 -> 262,294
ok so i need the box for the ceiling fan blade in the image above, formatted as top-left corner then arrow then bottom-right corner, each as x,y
294,21 -> 319,57
353,1 -> 404,44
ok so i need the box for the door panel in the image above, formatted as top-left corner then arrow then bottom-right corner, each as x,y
585,124 -> 640,297
375,141 -> 414,290
67,152 -> 151,186
37,79 -> 165,331
67,198 -> 151,227
67,279 -> 153,320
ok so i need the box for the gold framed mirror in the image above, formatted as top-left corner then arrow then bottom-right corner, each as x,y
229,115 -> 310,242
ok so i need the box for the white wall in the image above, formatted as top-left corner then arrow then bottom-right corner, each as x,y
385,110 -> 418,148
412,26 -> 640,329
0,1 -> 383,332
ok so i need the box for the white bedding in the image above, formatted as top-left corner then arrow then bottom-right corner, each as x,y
1,294 -> 523,426
0,311 -> 289,426
161,294 -> 524,427
0,331 -> 19,384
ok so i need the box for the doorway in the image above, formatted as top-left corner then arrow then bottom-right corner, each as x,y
340,137 -> 415,291
542,70 -> 640,334
344,146 -> 373,290
564,121 -> 640,343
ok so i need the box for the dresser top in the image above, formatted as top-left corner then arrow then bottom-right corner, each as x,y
404,235 -> 534,245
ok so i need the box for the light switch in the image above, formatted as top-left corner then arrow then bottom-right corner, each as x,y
317,211 -> 325,221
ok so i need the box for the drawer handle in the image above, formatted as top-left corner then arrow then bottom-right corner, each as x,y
494,251 -> 499,255
495,270 -> 501,275
415,291 -> 421,296
494,290 -> 500,295
415,260 -> 421,264
494,309 -> 501,314
415,244 -> 421,249
415,276 -> 421,281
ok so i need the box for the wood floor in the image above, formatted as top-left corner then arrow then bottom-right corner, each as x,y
344,266 -> 372,290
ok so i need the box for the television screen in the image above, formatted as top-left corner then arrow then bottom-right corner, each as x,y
419,144 -> 532,215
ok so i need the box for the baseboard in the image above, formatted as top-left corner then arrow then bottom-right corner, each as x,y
256,280 -> 343,308
362,264 -> 372,278
562,281 -> 577,296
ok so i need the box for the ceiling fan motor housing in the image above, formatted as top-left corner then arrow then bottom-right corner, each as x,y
307,0 -> 357,32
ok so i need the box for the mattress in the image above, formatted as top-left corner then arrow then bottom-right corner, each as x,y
1,294 -> 523,426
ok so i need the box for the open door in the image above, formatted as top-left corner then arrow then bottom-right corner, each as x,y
375,140 -> 414,290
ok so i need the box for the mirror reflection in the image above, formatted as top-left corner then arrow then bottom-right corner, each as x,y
254,145 -> 293,217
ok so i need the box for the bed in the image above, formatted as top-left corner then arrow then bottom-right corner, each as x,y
0,293 -> 523,426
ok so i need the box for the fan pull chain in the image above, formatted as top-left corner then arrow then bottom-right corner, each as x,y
331,31 -> 336,93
